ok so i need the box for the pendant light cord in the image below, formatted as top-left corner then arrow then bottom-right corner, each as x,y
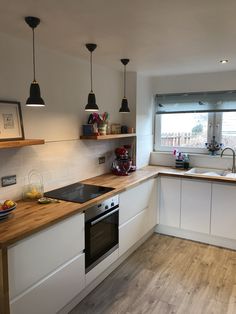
124,64 -> 126,97
32,28 -> 36,82
90,51 -> 93,92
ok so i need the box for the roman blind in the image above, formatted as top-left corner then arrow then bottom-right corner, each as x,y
155,90 -> 236,114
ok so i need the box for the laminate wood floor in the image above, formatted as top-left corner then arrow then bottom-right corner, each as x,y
70,234 -> 236,314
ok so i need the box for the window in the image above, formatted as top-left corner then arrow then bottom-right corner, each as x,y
154,90 -> 236,153
222,112 -> 236,150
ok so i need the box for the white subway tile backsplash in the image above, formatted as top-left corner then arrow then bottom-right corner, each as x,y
0,139 -> 118,201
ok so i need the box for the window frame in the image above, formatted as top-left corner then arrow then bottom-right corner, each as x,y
154,112 -> 223,154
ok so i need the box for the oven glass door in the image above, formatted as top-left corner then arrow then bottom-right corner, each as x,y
85,208 -> 118,270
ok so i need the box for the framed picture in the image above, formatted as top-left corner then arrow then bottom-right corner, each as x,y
0,100 -> 25,141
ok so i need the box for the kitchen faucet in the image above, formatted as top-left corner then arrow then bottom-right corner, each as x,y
221,147 -> 236,173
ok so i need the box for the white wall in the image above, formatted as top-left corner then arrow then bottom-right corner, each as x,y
151,71 -> 236,94
151,70 -> 236,168
136,74 -> 153,168
121,72 -> 154,169
122,72 -> 136,130
0,32 -> 126,200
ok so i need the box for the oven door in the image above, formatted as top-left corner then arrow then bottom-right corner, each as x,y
85,206 -> 119,272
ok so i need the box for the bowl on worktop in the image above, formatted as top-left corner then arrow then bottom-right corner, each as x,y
0,200 -> 17,220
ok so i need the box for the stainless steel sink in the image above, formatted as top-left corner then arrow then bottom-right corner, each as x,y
185,167 -> 229,177
224,173 -> 236,178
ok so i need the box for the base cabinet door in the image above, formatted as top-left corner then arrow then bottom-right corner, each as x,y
159,177 -> 181,228
181,179 -> 211,234
146,179 -> 157,230
119,209 -> 147,256
10,253 -> 85,314
211,183 -> 236,240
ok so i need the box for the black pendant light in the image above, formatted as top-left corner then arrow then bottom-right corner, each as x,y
85,43 -> 99,111
119,58 -> 130,113
25,16 -> 45,107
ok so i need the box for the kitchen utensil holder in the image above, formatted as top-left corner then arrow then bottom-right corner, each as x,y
98,122 -> 107,135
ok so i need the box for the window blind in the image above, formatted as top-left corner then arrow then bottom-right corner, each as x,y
155,90 -> 236,114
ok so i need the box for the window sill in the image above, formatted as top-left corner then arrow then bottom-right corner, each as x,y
153,151 -> 221,158
153,150 -> 235,158
150,151 -> 234,170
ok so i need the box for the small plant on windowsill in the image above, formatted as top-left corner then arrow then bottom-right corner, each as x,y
205,136 -> 223,156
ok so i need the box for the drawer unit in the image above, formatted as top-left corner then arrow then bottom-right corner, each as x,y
119,179 -> 154,225
8,213 -> 84,299
119,209 -> 147,256
10,253 -> 85,314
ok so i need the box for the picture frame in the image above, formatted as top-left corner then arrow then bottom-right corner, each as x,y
0,100 -> 25,141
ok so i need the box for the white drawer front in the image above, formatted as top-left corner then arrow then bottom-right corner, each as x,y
119,209 -> 147,256
86,249 -> 119,286
10,253 -> 85,314
8,213 -> 84,299
119,179 -> 154,225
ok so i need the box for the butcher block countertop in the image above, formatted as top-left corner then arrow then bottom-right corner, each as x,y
0,165 -> 236,248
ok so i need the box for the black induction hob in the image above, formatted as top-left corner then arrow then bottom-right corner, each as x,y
44,182 -> 114,204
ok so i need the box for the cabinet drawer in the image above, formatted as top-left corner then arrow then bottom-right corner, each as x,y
119,179 -> 154,225
8,213 -> 84,299
10,253 -> 85,314
119,209 -> 147,256
86,249 -> 119,286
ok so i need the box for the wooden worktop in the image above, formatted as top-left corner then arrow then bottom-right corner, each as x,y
0,165 -> 236,248
0,166 -> 159,248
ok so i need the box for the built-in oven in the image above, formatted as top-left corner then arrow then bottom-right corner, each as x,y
85,195 -> 119,273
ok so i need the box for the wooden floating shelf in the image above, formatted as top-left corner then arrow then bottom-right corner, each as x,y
0,139 -> 45,149
80,133 -> 136,140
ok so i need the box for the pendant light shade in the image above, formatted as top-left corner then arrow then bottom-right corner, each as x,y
85,92 -> 98,111
119,58 -> 130,113
26,82 -> 45,106
85,43 -> 99,111
25,16 -> 45,107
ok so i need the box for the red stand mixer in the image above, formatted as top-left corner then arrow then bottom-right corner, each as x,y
111,146 -> 136,176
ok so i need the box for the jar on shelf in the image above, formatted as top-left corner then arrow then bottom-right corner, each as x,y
98,122 -> 107,135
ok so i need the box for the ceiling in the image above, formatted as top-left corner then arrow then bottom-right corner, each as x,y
1,0 -> 236,75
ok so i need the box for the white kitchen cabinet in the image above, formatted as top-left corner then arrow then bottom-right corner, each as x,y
119,209 -> 147,256
10,253 -> 85,314
146,178 -> 158,230
211,183 -> 236,240
181,179 -> 211,234
159,177 -> 181,228
8,213 -> 84,300
119,178 -> 157,256
119,179 -> 155,225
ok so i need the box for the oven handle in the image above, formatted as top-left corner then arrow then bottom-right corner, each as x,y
90,208 -> 119,226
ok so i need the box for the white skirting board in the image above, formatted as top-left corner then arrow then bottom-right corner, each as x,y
156,224 -> 236,251
58,228 -> 155,314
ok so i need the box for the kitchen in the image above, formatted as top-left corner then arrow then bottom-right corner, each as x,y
1,1 -> 236,313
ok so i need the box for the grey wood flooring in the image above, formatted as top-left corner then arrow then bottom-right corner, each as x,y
70,234 -> 236,314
